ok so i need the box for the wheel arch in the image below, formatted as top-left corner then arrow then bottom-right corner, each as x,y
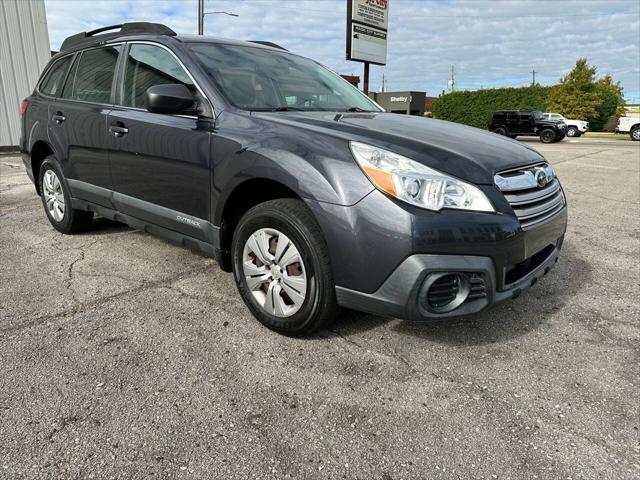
216,177 -> 303,272
29,140 -> 56,195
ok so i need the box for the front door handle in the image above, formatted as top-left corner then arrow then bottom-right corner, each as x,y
52,113 -> 66,124
109,124 -> 129,137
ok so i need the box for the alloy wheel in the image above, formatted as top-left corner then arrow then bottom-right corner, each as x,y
541,130 -> 555,143
42,170 -> 65,222
242,228 -> 307,317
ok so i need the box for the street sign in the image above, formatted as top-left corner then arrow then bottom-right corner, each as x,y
346,0 -> 389,66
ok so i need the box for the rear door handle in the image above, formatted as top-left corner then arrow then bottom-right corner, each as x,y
109,124 -> 129,137
52,113 -> 66,124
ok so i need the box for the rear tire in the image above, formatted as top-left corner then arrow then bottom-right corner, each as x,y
539,129 -> 556,143
492,127 -> 507,136
39,157 -> 94,234
231,198 -> 338,335
631,126 -> 640,141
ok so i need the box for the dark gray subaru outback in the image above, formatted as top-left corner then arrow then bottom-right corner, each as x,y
20,23 -> 567,335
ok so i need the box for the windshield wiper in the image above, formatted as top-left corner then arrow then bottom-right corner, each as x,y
251,106 -> 306,112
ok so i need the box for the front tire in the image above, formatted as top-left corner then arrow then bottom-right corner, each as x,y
539,129 -> 556,143
567,126 -> 579,137
39,157 -> 93,234
231,199 -> 338,335
631,126 -> 640,141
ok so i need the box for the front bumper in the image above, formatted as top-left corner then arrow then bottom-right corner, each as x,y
336,235 -> 563,321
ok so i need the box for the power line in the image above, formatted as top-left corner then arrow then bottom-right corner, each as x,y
233,2 -> 639,19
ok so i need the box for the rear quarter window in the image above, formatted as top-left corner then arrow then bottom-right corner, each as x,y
40,56 -> 72,97
493,112 -> 505,120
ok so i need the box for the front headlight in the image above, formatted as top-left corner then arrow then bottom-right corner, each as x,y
349,141 -> 494,212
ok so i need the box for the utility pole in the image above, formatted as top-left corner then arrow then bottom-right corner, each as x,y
198,0 -> 204,35
448,65 -> 455,92
530,68 -> 537,86
363,62 -> 370,96
381,72 -> 386,92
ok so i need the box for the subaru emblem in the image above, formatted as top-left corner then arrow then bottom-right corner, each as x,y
535,168 -> 549,187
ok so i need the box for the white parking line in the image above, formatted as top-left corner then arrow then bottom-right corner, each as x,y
566,161 -> 620,170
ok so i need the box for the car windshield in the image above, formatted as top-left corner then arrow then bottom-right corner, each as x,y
188,43 -> 380,112
531,111 -> 545,120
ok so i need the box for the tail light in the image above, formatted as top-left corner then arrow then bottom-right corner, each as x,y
617,117 -> 620,126
19,99 -> 28,117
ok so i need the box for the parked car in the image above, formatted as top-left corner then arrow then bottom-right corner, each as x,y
20,23 -> 568,335
616,116 -> 640,141
488,110 -> 566,143
543,112 -> 589,137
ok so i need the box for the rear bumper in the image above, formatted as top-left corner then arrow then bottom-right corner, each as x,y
336,235 -> 563,321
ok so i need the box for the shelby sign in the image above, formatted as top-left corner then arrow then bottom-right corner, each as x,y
346,0 -> 388,65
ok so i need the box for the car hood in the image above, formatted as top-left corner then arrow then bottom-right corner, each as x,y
536,119 -> 565,127
252,111 -> 545,184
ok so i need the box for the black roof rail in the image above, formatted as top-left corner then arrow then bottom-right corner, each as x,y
248,41 -> 288,51
60,22 -> 176,52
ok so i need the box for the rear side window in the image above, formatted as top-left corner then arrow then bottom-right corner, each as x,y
62,46 -> 120,103
121,44 -> 195,109
493,112 -> 505,120
506,112 -> 519,121
40,56 -> 72,97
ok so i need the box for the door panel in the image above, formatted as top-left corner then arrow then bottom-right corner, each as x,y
108,108 -> 211,221
518,113 -> 534,134
49,100 -> 112,192
48,46 -> 120,198
108,43 -> 211,224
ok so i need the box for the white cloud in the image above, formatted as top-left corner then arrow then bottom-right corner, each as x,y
44,0 -> 640,101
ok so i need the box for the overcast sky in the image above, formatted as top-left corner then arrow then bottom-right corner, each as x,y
44,0 -> 640,102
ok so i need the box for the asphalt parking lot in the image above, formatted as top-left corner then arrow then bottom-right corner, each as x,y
1,138 -> 638,479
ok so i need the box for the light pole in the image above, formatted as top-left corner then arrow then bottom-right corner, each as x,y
198,1 -> 238,35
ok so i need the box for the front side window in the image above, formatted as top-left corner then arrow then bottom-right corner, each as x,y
40,56 -> 72,97
188,43 -> 380,112
121,44 -> 195,109
520,113 -> 533,122
62,46 -> 120,103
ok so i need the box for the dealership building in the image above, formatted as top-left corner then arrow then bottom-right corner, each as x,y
368,91 -> 437,116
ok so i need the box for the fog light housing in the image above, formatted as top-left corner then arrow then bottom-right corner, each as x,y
424,273 -> 470,312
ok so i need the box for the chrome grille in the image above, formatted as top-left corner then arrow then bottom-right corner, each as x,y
495,163 -> 565,229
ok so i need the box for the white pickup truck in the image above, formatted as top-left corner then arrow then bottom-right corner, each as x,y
616,117 -> 640,141
543,113 -> 589,137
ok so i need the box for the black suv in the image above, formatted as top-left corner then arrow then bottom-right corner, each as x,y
20,23 -> 568,334
489,110 -> 566,143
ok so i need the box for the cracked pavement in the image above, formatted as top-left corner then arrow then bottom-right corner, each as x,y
0,140 -> 639,479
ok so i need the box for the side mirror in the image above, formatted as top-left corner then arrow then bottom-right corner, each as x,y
145,84 -> 195,115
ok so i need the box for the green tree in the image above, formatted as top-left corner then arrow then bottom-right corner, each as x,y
547,58 -> 601,120
591,75 -> 625,131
